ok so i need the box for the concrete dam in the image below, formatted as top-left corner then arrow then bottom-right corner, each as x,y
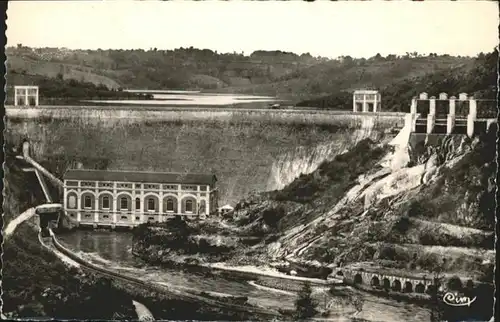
5,107 -> 405,205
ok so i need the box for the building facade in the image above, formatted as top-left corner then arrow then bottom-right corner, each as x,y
14,85 -> 39,106
63,169 -> 218,228
353,89 -> 381,113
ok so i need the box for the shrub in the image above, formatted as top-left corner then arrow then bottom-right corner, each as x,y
262,206 -> 286,228
295,283 -> 318,319
446,276 -> 463,292
393,215 -> 411,233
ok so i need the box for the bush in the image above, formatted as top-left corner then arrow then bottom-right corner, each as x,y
295,283 -> 318,319
262,206 -> 286,229
393,215 -> 411,233
377,245 -> 399,261
446,276 -> 463,292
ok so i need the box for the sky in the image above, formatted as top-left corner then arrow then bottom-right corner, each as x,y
6,1 -> 499,58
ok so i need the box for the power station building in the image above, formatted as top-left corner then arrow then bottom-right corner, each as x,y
63,169 -> 218,228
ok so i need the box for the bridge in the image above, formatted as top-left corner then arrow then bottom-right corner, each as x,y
337,268 -> 437,294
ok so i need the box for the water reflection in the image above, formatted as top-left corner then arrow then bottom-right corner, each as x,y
84,93 -> 280,106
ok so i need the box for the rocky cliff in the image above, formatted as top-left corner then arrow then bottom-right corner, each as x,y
132,123 -> 496,285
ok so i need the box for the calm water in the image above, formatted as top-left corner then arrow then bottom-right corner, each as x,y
85,91 -> 281,106
57,230 -> 297,310
57,230 -> 430,321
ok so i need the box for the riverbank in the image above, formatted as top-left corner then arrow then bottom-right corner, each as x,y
57,229 -> 444,322
129,247 -> 338,290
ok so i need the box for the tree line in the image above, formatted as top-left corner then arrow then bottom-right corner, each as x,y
297,48 -> 498,112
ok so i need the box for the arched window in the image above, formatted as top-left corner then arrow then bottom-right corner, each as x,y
84,196 -> 92,209
120,197 -> 128,210
102,196 -> 110,209
166,199 -> 174,211
148,198 -> 155,211
68,195 -> 76,209
135,198 -> 141,210
185,200 -> 193,213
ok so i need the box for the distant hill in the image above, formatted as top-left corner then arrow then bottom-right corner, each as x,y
6,45 -> 495,111
7,54 -> 121,89
5,71 -> 152,105
298,50 -> 497,112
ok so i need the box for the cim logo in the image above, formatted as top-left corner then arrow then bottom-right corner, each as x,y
443,292 -> 477,307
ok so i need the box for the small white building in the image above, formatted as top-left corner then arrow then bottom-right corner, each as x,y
14,85 -> 39,107
218,204 -> 234,216
353,89 -> 381,113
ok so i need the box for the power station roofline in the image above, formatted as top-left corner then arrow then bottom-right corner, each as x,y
63,169 -> 217,185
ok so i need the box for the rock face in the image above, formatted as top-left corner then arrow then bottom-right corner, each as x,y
132,126 -> 495,286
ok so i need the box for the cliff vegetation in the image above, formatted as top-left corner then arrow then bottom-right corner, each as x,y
132,127 -> 496,321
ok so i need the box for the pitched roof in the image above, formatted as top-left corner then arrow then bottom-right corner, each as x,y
64,169 -> 217,185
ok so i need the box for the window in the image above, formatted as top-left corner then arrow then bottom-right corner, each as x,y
135,216 -> 140,221
120,197 -> 128,210
103,215 -> 109,219
84,214 -> 92,218
102,196 -> 110,209
148,198 -> 155,211
135,198 -> 141,210
68,195 -> 76,209
185,200 -> 193,213
121,216 -> 127,220
200,200 -> 206,214
84,196 -> 92,209
166,199 -> 174,211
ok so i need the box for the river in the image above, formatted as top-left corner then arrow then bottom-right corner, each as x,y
57,230 -> 431,321
56,230 -> 298,311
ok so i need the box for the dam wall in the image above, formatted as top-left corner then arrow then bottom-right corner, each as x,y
5,106 -> 405,127
5,107 -> 405,204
